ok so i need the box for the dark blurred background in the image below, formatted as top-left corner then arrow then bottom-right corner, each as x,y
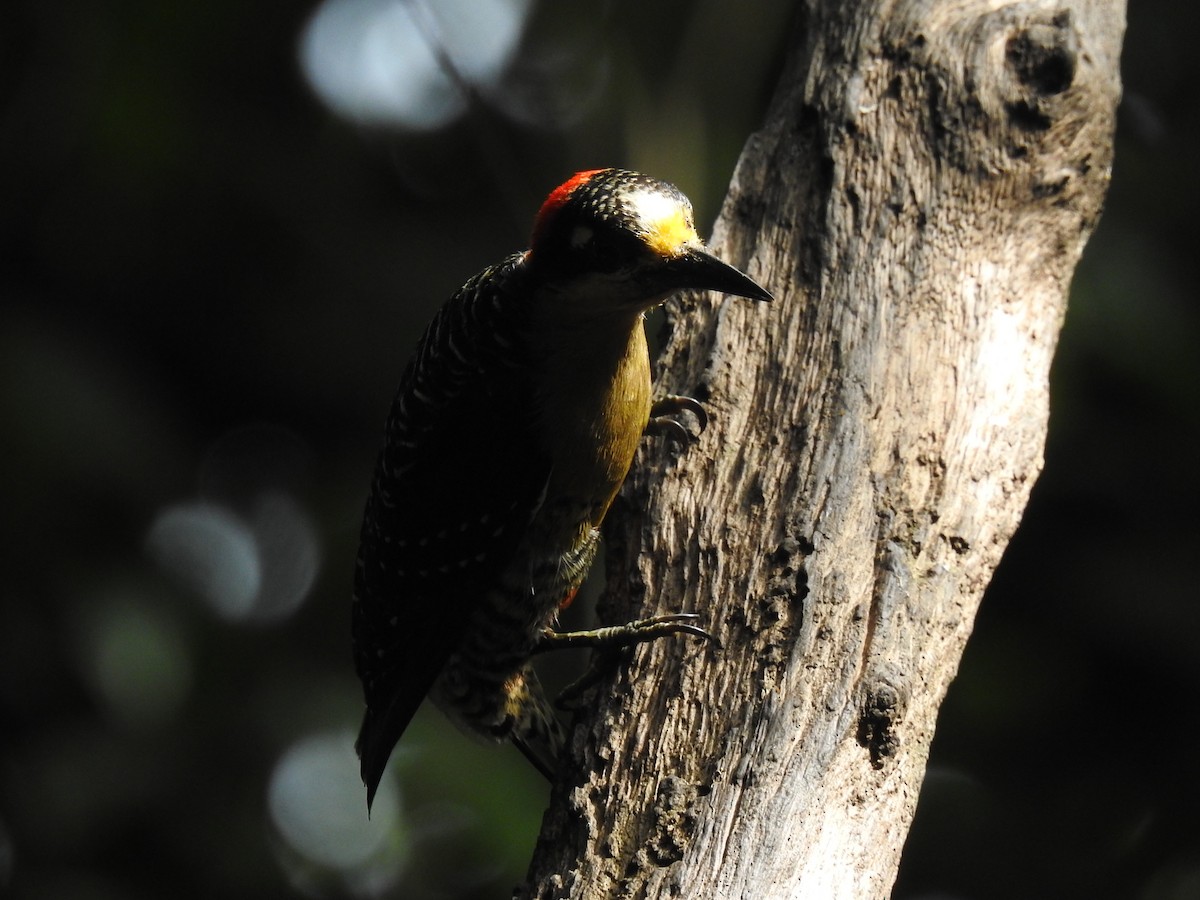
1,1 -> 1194,898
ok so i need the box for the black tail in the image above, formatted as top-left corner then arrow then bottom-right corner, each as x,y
355,665 -> 441,811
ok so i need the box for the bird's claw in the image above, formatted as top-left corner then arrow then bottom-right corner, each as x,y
547,612 -> 720,709
646,394 -> 708,446
535,612 -> 718,653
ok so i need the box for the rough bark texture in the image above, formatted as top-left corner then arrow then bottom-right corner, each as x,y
520,1 -> 1125,897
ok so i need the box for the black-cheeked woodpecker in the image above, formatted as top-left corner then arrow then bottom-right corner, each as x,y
352,168 -> 771,807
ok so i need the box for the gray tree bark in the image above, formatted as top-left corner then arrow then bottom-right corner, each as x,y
521,1 -> 1125,897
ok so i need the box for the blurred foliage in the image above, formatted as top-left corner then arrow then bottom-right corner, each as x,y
0,0 -> 1195,898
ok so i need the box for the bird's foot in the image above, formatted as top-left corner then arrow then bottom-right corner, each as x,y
536,613 -> 719,710
644,394 -> 708,445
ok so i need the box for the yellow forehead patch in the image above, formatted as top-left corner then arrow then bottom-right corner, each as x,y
644,208 -> 699,257
626,188 -> 699,257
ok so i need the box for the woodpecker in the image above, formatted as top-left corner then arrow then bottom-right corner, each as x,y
352,168 -> 771,806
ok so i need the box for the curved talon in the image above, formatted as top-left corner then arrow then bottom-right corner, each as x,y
647,394 -> 708,445
650,394 -> 708,431
644,417 -> 693,445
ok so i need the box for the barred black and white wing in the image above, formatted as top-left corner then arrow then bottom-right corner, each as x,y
352,253 -> 550,806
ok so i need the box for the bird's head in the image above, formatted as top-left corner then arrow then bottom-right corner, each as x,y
527,168 -> 772,316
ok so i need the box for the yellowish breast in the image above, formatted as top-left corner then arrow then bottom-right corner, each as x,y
536,315 -> 652,533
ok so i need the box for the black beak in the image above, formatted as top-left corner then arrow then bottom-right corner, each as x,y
666,248 -> 773,302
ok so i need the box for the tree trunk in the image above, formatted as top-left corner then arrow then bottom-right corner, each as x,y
521,1 -> 1125,897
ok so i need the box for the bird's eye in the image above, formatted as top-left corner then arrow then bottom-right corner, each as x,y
580,227 -> 645,274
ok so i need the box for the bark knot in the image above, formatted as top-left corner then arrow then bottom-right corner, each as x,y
767,535 -> 813,605
645,775 -> 698,866
857,673 -> 908,769
1006,14 -> 1077,97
